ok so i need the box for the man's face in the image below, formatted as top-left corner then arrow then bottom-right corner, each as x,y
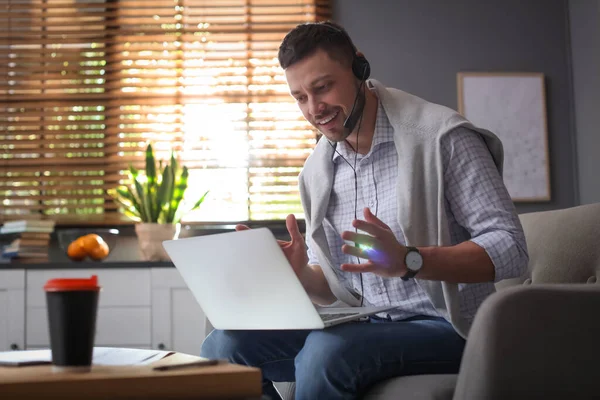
285,48 -> 358,142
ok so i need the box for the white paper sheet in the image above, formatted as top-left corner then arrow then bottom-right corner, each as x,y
92,347 -> 172,366
0,349 -> 51,366
0,347 -> 172,367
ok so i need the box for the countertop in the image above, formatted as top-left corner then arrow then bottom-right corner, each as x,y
0,260 -> 175,269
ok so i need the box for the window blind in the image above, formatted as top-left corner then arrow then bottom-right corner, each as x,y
0,0 -> 329,224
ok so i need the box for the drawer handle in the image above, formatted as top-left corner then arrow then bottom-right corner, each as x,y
10,343 -> 20,351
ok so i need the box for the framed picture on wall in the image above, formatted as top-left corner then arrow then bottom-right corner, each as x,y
457,72 -> 551,202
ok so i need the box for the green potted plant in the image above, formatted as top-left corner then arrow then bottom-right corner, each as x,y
109,144 -> 208,261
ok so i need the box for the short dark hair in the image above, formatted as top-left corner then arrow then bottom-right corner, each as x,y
278,21 -> 357,70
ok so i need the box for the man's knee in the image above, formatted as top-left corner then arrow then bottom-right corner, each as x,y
200,329 -> 243,360
295,330 -> 354,373
201,329 -> 276,367
294,330 -> 358,399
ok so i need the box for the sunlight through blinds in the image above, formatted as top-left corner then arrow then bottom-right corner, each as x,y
0,0 -> 330,223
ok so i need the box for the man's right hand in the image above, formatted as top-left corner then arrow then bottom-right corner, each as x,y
236,216 -> 335,305
235,214 -> 308,278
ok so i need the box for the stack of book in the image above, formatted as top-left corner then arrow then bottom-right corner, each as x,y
0,220 -> 56,263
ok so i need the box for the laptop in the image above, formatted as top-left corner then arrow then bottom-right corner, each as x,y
162,227 -> 396,330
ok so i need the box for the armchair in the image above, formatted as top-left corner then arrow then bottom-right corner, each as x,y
278,203 -> 600,399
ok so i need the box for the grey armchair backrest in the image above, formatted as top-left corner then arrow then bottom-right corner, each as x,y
496,202 -> 600,289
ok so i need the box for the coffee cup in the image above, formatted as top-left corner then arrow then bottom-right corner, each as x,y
44,275 -> 101,372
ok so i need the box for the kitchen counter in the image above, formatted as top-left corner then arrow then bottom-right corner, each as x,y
0,260 -> 174,269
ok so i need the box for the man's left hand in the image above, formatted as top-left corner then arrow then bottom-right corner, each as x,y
340,208 -> 408,278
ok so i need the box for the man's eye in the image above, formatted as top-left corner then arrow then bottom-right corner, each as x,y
297,96 -> 307,103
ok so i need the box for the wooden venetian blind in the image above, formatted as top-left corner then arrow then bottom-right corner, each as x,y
0,0 -> 329,223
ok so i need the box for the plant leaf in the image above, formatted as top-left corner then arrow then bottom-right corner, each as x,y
108,187 -> 142,221
116,187 -> 139,209
134,177 -> 151,222
126,185 -> 145,220
190,190 -> 209,211
174,190 -> 209,223
166,153 -> 178,222
170,150 -> 178,179
145,144 -> 157,186
156,164 -> 173,223
167,166 -> 188,222
145,144 -> 158,221
123,209 -> 142,222
110,193 -> 141,220
128,165 -> 139,181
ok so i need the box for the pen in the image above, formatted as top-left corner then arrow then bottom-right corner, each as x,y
153,358 -> 220,371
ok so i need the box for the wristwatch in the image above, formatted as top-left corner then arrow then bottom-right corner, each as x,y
401,246 -> 423,281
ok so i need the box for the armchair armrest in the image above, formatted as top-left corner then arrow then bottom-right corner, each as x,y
454,284 -> 600,400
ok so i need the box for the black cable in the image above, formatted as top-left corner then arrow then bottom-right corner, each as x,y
372,161 -> 379,217
331,103 -> 365,307
354,112 -> 364,307
328,72 -> 369,307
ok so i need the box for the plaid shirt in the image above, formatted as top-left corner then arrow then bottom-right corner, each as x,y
307,97 -> 528,321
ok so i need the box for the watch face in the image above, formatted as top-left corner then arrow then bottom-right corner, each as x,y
405,251 -> 423,271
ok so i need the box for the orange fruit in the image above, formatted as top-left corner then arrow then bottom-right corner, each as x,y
67,234 -> 110,261
80,234 -> 105,253
88,241 -> 110,261
67,239 -> 87,261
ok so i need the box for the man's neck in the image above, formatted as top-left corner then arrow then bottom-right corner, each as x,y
344,87 -> 378,155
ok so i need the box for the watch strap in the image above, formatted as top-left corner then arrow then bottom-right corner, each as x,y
401,269 -> 418,281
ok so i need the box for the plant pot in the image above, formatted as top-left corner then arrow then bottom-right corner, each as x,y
135,223 -> 182,262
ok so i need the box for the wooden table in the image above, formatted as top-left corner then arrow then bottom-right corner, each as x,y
0,352 -> 262,399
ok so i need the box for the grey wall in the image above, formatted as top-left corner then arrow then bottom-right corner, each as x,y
569,0 -> 600,205
333,0 -> 578,213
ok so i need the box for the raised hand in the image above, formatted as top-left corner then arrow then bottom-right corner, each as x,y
340,208 -> 408,278
236,214 -> 308,277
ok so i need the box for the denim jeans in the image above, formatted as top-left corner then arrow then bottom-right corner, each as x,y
200,316 -> 465,400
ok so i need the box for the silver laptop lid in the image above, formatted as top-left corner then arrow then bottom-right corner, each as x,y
162,228 -> 325,330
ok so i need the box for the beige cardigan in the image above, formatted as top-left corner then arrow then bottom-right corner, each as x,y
299,79 -> 504,337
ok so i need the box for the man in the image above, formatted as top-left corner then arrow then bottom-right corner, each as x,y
201,21 -> 528,400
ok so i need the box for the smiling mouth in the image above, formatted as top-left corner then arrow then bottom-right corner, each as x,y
317,110 -> 339,125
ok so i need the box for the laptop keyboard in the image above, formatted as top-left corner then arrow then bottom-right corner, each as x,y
320,313 -> 360,322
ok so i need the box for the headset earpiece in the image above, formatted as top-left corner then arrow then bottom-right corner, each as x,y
352,55 -> 370,81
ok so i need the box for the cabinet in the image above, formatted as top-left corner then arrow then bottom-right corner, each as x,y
26,269 -> 152,349
1,267 -> 210,353
0,270 -> 25,351
151,268 -> 210,356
